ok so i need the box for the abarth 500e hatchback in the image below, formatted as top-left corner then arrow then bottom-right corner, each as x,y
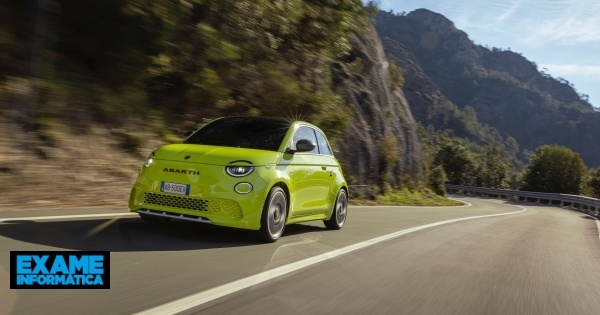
129,116 -> 348,242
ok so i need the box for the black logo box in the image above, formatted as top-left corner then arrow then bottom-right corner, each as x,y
10,251 -> 110,289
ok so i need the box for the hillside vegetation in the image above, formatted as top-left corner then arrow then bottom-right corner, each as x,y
1,1 -> 429,209
2,0 -> 372,132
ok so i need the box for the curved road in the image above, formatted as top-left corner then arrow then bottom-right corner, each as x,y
0,197 -> 599,314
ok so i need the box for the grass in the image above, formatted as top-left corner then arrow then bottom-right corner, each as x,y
351,187 -> 463,207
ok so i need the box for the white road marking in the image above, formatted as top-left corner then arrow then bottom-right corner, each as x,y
582,213 -> 600,242
355,199 -> 472,208
0,213 -> 137,223
448,198 -> 473,207
134,205 -> 527,315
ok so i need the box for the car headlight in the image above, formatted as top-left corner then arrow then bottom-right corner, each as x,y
226,165 -> 254,177
144,155 -> 154,167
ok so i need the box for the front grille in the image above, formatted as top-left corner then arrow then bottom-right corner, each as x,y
219,200 -> 243,219
139,192 -> 244,219
142,192 -> 219,212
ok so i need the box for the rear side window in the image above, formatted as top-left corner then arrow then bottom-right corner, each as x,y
292,126 -> 319,154
315,131 -> 332,156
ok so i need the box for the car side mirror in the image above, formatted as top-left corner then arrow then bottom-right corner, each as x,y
295,139 -> 316,153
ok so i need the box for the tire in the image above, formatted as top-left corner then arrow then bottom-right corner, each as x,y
324,189 -> 347,230
257,186 -> 288,243
139,213 -> 170,224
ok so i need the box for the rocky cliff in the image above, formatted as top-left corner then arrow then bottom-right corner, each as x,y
333,27 -> 424,192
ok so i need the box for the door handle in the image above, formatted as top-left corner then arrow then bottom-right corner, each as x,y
321,166 -> 327,170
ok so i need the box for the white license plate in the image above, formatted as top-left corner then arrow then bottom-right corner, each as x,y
160,181 -> 190,195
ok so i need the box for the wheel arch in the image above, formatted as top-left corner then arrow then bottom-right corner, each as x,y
270,181 -> 291,219
327,185 -> 349,220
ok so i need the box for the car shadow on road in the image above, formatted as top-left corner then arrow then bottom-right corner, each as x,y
0,217 -> 328,252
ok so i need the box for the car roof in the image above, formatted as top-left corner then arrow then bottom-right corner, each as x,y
213,116 -> 321,129
215,116 -> 291,125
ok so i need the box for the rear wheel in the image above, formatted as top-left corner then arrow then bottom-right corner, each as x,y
324,189 -> 347,230
257,187 -> 288,243
139,213 -> 170,224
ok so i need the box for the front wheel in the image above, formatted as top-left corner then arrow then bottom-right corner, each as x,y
324,189 -> 347,230
257,187 -> 288,243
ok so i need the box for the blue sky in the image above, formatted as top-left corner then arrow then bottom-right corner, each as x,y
376,0 -> 600,108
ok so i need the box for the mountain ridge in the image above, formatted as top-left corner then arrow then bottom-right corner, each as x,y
376,8 -> 600,167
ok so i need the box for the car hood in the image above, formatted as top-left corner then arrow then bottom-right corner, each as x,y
152,144 -> 280,166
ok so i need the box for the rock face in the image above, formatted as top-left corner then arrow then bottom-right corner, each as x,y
332,27 -> 424,193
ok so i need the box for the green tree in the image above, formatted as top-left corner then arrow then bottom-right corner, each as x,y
144,0 -> 371,135
3,0 -> 373,132
427,165 -> 447,195
473,145 -> 510,188
589,167 -> 600,198
378,135 -> 399,193
433,138 -> 476,185
3,0 -> 167,127
521,145 -> 587,194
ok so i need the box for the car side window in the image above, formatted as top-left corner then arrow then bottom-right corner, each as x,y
315,131 -> 332,156
292,126 -> 319,154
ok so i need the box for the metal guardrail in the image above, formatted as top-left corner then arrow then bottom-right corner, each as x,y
446,184 -> 600,217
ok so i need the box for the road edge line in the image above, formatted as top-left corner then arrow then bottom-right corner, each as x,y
582,213 -> 600,242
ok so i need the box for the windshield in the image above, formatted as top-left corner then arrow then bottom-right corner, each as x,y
184,117 -> 291,151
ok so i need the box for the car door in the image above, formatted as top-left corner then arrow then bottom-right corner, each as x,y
314,129 -> 338,208
280,126 -> 330,217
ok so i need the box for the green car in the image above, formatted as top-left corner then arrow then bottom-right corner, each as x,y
129,116 -> 348,242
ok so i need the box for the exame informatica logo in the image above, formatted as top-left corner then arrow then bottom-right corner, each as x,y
10,251 -> 110,289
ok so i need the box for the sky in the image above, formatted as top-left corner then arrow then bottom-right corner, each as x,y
376,0 -> 600,108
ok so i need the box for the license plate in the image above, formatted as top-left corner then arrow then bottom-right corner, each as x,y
160,181 -> 190,195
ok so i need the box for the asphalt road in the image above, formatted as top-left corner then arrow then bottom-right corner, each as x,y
0,197 -> 599,315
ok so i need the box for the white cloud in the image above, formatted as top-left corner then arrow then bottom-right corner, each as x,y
492,0 -> 524,24
449,0 -> 525,31
520,0 -> 600,45
524,19 -> 600,45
